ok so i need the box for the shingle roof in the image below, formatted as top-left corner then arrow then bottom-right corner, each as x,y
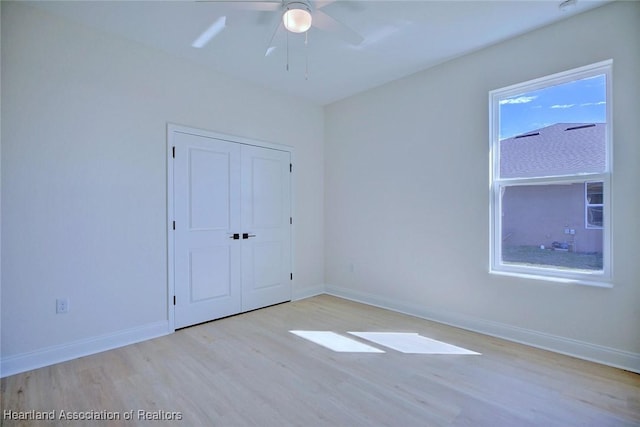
499,123 -> 606,178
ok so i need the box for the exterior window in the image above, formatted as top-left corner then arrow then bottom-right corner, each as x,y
586,182 -> 603,229
489,60 -> 612,285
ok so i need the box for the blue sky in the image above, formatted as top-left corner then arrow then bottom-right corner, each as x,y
499,74 -> 606,139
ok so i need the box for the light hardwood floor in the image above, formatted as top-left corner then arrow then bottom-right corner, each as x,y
2,295 -> 639,426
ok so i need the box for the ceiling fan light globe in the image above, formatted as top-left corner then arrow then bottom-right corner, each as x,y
283,8 -> 312,33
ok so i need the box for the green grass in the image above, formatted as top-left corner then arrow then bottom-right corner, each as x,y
502,245 -> 603,271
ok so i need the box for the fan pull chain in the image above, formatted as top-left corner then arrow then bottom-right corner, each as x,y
286,30 -> 290,72
305,31 -> 309,80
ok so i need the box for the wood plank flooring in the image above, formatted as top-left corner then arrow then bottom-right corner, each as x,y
2,295 -> 639,426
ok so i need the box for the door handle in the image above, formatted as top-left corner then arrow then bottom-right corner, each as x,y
242,233 -> 256,239
229,233 -> 240,240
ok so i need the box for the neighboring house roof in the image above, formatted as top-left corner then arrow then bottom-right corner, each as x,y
500,123 -> 606,178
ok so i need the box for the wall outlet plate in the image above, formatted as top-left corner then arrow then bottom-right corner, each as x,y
56,298 -> 69,314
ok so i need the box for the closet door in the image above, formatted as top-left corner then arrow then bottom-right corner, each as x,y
173,131 -> 241,328
171,127 -> 292,329
240,145 -> 292,312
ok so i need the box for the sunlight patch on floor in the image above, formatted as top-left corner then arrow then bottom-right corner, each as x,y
289,330 -> 385,353
289,330 -> 480,355
349,332 -> 481,355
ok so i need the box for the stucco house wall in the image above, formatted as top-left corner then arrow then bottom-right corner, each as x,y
502,183 -> 603,253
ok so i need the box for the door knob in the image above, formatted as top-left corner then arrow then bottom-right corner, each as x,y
229,233 -> 240,240
242,233 -> 256,239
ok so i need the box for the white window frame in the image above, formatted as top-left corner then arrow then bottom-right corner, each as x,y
489,60 -> 613,287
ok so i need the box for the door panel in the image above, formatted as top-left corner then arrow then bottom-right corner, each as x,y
241,145 -> 292,312
188,149 -> 231,230
252,241 -> 283,289
174,132 -> 241,328
250,157 -> 283,228
189,247 -> 231,301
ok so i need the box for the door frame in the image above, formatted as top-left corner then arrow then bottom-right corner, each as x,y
167,123 -> 294,331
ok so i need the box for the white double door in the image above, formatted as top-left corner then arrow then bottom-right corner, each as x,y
172,130 -> 292,329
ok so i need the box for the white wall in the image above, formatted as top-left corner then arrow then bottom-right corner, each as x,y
1,2 -> 324,375
325,1 -> 640,372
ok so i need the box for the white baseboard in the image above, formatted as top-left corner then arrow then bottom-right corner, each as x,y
292,284 -> 326,301
1,321 -> 170,378
325,284 -> 640,374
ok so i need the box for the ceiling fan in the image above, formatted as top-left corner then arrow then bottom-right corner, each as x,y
193,0 -> 364,55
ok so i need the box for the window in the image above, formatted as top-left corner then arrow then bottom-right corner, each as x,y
585,181 -> 603,229
489,60 -> 612,285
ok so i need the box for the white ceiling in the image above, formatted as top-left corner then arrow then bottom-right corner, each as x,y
29,0 -> 611,105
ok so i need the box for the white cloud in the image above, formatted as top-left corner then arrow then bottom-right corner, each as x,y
550,104 -> 576,109
499,96 -> 537,105
580,101 -> 606,107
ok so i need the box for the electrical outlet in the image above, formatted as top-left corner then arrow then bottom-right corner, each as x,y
56,298 -> 69,314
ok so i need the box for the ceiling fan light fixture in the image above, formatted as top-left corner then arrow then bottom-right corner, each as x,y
283,2 -> 312,33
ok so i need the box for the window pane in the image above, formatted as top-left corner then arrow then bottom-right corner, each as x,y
499,75 -> 607,179
587,206 -> 603,228
501,184 -> 603,271
586,181 -> 603,204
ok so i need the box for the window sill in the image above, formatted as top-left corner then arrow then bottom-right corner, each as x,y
489,269 -> 613,289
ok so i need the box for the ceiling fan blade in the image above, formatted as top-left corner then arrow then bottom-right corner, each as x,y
315,0 -> 337,9
196,0 -> 281,12
312,9 -> 363,46
315,0 -> 365,12
192,16 -> 227,48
